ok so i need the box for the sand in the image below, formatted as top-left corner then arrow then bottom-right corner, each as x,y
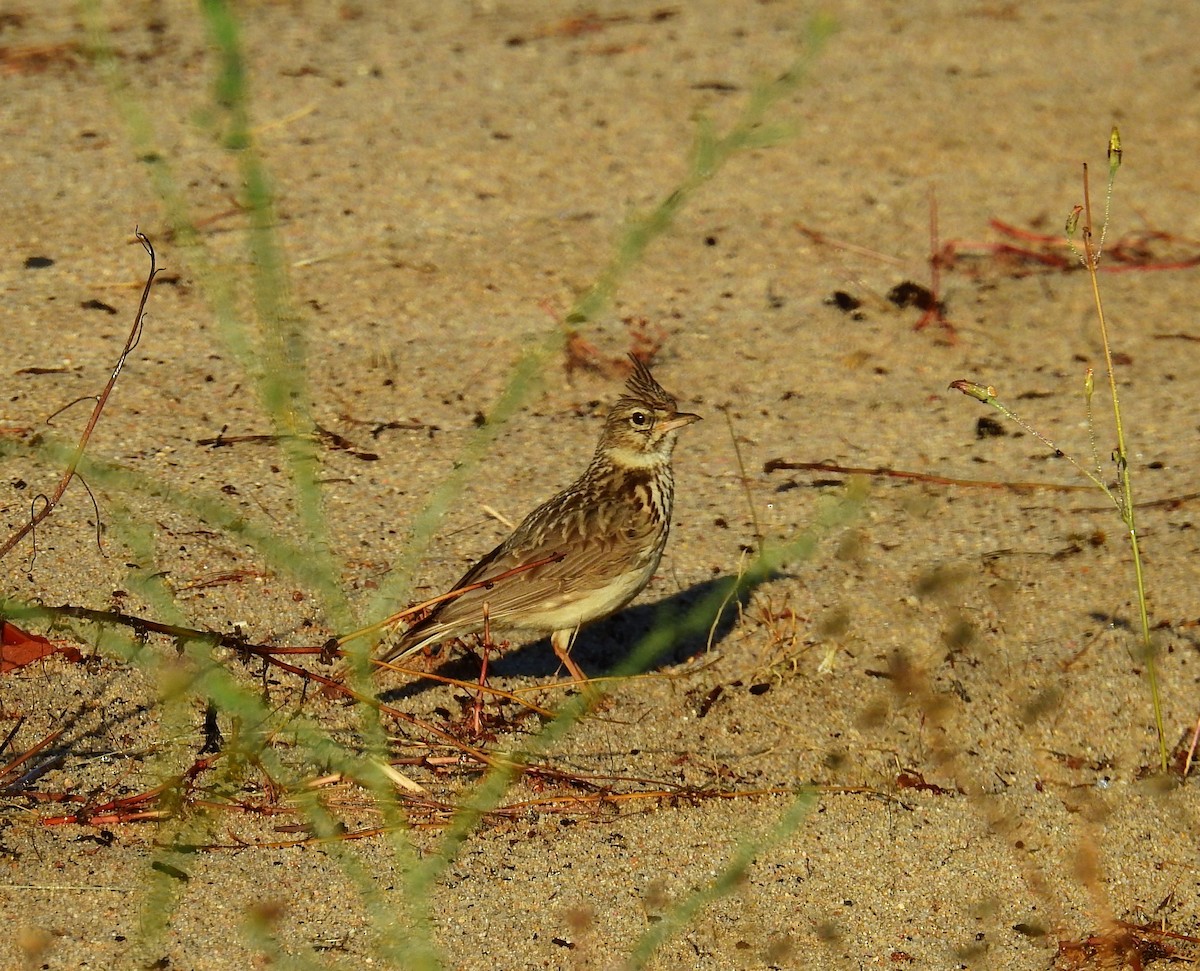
2,2 -> 1198,969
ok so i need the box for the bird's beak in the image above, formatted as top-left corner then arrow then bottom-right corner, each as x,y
659,411 -> 701,434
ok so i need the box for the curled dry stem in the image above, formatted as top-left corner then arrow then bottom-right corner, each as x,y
0,231 -> 160,565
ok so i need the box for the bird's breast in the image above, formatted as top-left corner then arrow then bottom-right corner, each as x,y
617,466 -> 673,522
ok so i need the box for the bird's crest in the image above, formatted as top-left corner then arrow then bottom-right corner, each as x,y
622,354 -> 677,410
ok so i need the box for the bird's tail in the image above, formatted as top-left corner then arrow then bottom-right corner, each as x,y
375,628 -> 430,666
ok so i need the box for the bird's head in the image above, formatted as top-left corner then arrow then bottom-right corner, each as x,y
597,356 -> 700,467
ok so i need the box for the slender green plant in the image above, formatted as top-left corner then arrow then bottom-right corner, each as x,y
409,482 -> 863,905
1,4 -> 850,967
361,12 -> 839,630
567,15 -> 837,328
952,128 -> 1168,770
625,786 -> 819,971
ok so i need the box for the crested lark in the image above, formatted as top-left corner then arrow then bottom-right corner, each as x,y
377,355 -> 700,681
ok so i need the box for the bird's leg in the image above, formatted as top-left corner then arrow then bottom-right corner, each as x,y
470,604 -> 493,735
551,627 -> 590,690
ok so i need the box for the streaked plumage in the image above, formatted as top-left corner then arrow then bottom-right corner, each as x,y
377,356 -> 699,679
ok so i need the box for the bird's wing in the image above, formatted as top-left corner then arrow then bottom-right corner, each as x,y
380,491 -> 658,661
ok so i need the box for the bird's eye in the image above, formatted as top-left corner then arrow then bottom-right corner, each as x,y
630,411 -> 650,428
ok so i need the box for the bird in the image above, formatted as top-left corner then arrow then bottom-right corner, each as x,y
375,355 -> 700,682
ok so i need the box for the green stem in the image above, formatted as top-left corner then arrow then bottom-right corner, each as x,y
1083,260 -> 1166,770
1077,129 -> 1166,770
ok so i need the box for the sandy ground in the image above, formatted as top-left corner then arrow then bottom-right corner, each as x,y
2,1 -> 1199,969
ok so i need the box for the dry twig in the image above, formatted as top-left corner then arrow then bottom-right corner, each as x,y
0,231 -> 159,564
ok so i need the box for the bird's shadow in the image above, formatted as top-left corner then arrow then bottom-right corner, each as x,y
377,574 -> 757,704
